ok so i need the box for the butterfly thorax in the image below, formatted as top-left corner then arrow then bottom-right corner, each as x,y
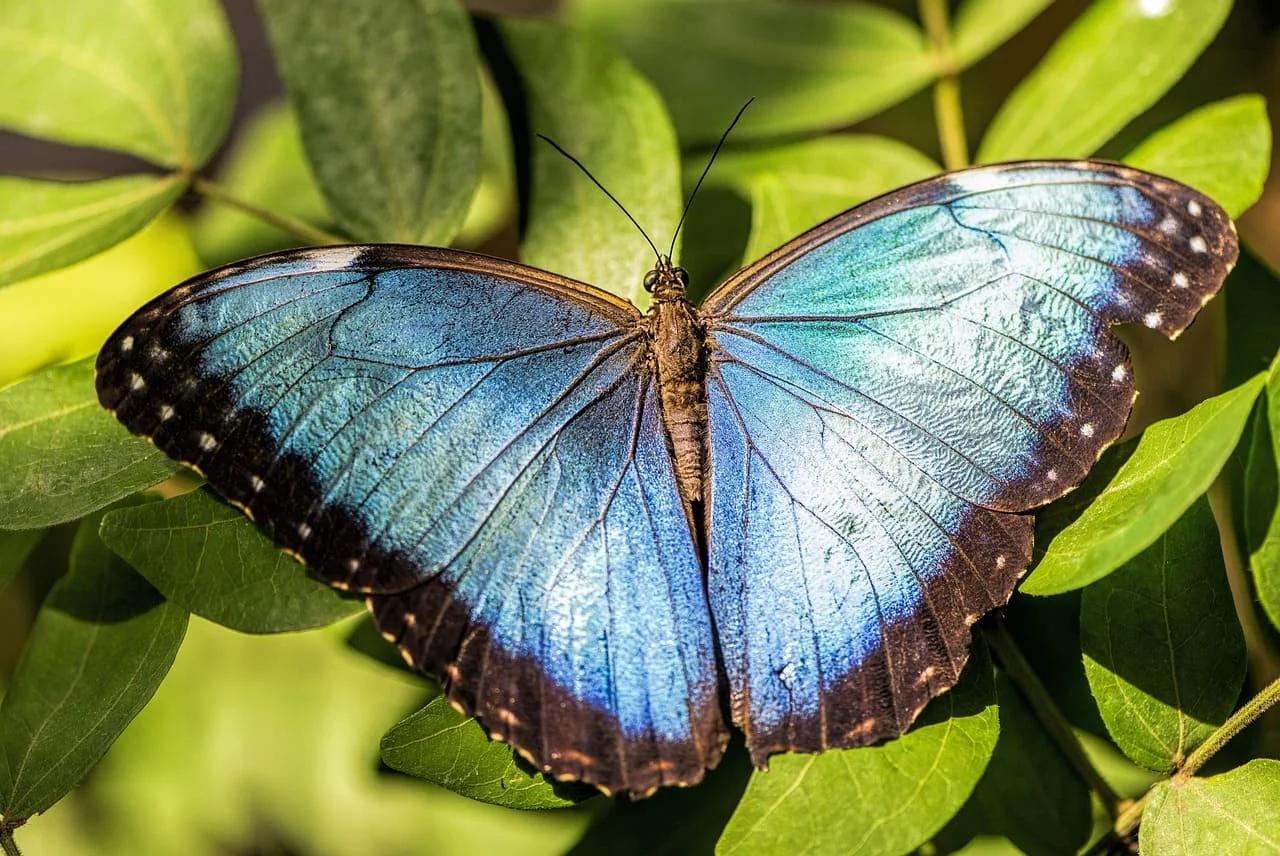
645,258 -> 709,508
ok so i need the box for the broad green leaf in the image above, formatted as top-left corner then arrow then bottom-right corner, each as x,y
934,673 -> 1092,856
495,18 -> 681,308
191,102 -> 332,266
1140,760 -> 1280,854
99,489 -> 361,634
0,175 -> 186,288
717,642 -> 998,856
699,135 -> 940,263
978,0 -> 1233,161
0,357 -> 181,529
567,0 -> 934,145
950,0 -> 1055,68
1081,497 -> 1245,772
1253,363 -> 1280,632
570,747 -> 752,855
381,695 -> 593,809
0,529 -> 42,594
1022,373 -> 1266,595
455,70 -> 517,249
258,0 -> 482,244
0,0 -> 237,168
0,511 -> 188,821
1125,96 -> 1271,219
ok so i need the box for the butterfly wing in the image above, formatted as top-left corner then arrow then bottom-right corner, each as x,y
96,245 -> 728,795
700,161 -> 1236,762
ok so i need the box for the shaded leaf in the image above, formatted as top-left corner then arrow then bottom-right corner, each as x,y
0,175 -> 186,289
0,357 -> 181,529
1081,497 -> 1245,772
455,71 -> 517,249
0,511 -> 187,821
699,134 -> 940,263
1022,373 -> 1266,595
934,673 -> 1092,856
0,529 -> 42,594
493,17 -> 680,308
0,0 -> 237,168
1140,760 -> 1280,854
1223,248 -> 1280,392
717,642 -> 998,856
978,0 -> 1233,161
381,695 -> 593,810
950,0 -> 1055,68
1125,95 -> 1271,219
1253,361 -> 1280,632
99,488 -> 361,634
567,0 -> 933,145
258,0 -> 482,244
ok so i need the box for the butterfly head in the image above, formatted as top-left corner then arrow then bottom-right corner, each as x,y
643,256 -> 690,303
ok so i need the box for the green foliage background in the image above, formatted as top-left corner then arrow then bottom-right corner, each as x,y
2,0 -> 1280,854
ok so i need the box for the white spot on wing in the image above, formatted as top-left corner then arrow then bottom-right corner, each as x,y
1081,423 -> 1095,438
1112,364 -> 1128,382
198,432 -> 217,452
345,557 -> 360,572
158,404 -> 175,422
129,372 -> 145,391
1047,469 -> 1058,482
1188,199 -> 1203,217
1144,311 -> 1162,328
996,554 -> 1007,569
120,335 -> 134,353
250,475 -> 265,493
297,522 -> 312,539
1159,215 -> 1179,234
1173,271 -> 1189,288
1189,236 -> 1208,253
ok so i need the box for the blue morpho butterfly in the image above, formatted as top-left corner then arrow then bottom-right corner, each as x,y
96,155 -> 1236,798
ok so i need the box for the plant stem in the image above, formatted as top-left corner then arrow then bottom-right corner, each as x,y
191,177 -> 347,247
919,0 -> 969,169
983,618 -> 1124,815
1208,478 -> 1280,686
1,822 -> 24,856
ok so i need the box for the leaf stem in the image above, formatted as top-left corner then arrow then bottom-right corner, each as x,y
191,177 -> 347,247
919,0 -> 969,169
983,618 -> 1124,814
1,821 -> 24,856
1208,478 -> 1280,685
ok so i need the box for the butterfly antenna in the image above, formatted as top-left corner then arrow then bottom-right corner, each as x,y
535,134 -> 664,262
668,97 -> 754,260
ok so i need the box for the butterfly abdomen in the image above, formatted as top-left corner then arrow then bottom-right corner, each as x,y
650,299 -> 710,506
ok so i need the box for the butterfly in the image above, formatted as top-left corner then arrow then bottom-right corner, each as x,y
95,160 -> 1236,798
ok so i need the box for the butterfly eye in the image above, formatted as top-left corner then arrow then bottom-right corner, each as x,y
674,267 -> 690,286
643,270 -> 660,292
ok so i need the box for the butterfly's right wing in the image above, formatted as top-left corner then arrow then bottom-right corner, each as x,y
96,246 -> 727,796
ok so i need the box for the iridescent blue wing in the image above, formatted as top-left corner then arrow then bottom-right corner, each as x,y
700,161 -> 1236,762
96,246 -> 728,795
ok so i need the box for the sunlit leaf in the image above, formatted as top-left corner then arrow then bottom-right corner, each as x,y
493,17 -> 680,308
0,357 -> 181,529
99,489 -> 361,634
1140,760 -> 1280,853
978,0 -> 1233,161
1081,497 -> 1245,772
717,642 -> 998,855
950,0 -> 1055,68
0,175 -> 186,288
1125,95 -> 1271,219
1252,360 -> 1280,632
1022,373 -> 1266,595
0,512 -> 187,821
0,0 -> 237,168
567,0 -> 933,145
258,0 -> 482,244
381,695 -> 593,809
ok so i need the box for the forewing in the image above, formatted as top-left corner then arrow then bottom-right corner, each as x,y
97,245 -> 727,795
701,161 -> 1236,762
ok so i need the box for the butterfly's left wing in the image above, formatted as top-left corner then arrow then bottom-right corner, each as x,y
700,161 -> 1236,763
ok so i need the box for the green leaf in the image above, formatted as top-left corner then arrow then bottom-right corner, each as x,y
99,489 -> 361,634
699,134 -> 940,264
1252,362 -> 1280,632
0,511 -> 188,821
950,0 -> 1055,68
1080,497 -> 1245,772
494,18 -> 681,309
1140,760 -> 1280,853
0,175 -> 186,289
567,0 -> 934,145
455,71 -> 517,249
0,357 -> 181,530
934,673 -> 1092,856
380,695 -> 593,809
1022,373 -> 1266,595
258,0 -> 482,244
0,0 -> 237,168
1224,249 -> 1280,392
1125,95 -> 1272,220
717,641 -> 999,856
0,529 -> 42,594
977,0 -> 1233,161
190,103 -> 331,266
